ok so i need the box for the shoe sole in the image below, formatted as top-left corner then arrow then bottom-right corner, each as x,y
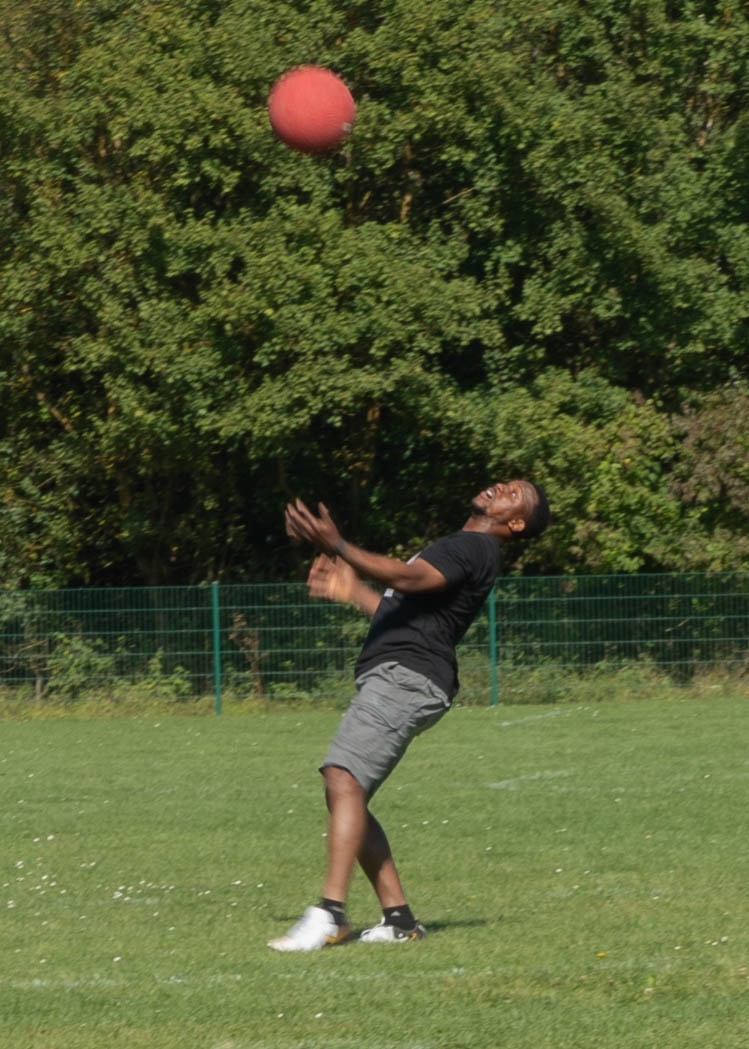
327,927 -> 352,946
267,926 -> 352,951
360,928 -> 426,943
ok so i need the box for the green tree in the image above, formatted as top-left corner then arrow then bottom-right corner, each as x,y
1,0 -> 748,584
672,383 -> 749,570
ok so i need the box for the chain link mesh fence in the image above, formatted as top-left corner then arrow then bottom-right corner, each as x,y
1,573 -> 747,707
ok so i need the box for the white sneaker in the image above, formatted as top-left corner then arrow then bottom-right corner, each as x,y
359,918 -> 426,943
268,906 -> 351,952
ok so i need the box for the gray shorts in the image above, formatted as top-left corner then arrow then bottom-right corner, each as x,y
320,661 -> 451,796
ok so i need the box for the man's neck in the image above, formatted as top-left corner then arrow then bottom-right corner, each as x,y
461,516 -> 504,540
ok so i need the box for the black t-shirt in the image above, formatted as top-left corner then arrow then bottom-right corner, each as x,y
354,531 -> 501,699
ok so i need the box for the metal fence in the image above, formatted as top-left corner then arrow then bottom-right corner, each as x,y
1,572 -> 747,708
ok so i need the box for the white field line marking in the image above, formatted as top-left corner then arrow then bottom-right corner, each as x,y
210,1042 -> 434,1049
5,975 -> 125,991
5,965 -> 469,993
495,708 -> 572,728
488,768 -> 573,790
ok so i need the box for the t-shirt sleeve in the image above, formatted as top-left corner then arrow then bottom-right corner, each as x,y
418,534 -> 485,587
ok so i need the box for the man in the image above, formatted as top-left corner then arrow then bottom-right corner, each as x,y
268,479 -> 550,951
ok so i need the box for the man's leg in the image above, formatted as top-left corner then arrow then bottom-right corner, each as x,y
357,811 -> 407,909
356,811 -> 426,942
266,765 -> 364,952
320,765 -> 370,902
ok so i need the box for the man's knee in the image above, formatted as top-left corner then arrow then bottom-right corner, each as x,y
322,764 -> 366,807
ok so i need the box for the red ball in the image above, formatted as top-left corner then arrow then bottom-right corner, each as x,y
267,65 -> 356,154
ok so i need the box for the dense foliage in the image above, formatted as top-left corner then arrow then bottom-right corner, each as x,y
1,0 -> 747,585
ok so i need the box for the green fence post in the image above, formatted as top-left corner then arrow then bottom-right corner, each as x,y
488,587 -> 498,706
211,581 -> 223,715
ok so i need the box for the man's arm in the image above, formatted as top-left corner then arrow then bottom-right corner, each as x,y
285,499 -> 448,593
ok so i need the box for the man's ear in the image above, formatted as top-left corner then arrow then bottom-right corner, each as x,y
507,518 -> 527,535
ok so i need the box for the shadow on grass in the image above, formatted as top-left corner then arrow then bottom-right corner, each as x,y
422,918 -> 489,934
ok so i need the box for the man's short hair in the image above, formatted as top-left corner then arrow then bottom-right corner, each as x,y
522,482 -> 551,539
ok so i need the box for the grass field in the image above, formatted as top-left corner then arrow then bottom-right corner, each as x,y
2,696 -> 748,1049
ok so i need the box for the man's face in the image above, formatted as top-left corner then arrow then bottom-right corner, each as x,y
471,480 -> 537,533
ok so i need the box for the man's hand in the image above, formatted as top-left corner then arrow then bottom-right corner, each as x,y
284,499 -> 341,554
307,554 -> 358,604
285,496 -> 448,596
307,554 -> 382,616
